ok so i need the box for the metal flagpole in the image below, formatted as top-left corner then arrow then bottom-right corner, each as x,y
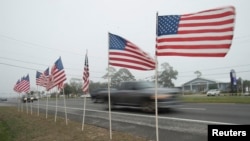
55,89 -> 58,122
46,91 -> 49,119
82,96 -> 86,131
154,12 -> 159,141
108,32 -> 112,139
82,50 -> 88,131
21,94 -> 24,112
63,87 -> 68,125
26,94 -> 28,114
37,86 -> 40,116
18,93 -> 20,112
30,95 -> 33,115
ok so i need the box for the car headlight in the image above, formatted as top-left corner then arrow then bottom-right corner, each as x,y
150,94 -> 172,99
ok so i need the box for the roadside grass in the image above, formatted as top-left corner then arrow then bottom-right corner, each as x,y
0,107 -> 151,141
181,94 -> 250,104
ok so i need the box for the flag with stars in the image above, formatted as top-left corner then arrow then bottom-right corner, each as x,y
41,67 -> 50,88
156,6 -> 235,57
19,74 -> 30,93
36,71 -> 43,86
47,57 -> 67,91
13,79 -> 21,93
109,33 -> 155,70
82,52 -> 89,94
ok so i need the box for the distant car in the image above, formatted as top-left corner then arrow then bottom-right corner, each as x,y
22,94 -> 34,103
33,94 -> 39,101
244,92 -> 250,96
206,89 -> 220,96
0,98 -> 7,101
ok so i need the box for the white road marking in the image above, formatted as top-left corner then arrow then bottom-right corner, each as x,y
180,107 -> 206,111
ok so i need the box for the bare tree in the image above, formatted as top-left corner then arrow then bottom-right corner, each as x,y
194,71 -> 202,78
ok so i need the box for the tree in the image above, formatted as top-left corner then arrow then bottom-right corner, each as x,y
70,80 -> 82,96
89,81 -> 108,93
63,83 -> 72,97
102,67 -> 117,79
111,68 -> 136,88
157,62 -> 178,87
194,70 -> 202,78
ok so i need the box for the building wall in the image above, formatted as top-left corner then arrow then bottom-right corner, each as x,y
182,78 -> 229,93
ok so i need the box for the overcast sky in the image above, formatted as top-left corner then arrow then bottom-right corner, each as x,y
1,0 -> 250,97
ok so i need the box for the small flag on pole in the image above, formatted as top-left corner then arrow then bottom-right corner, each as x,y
19,74 -> 30,93
47,57 -> 67,90
109,33 -> 155,70
82,52 -> 89,94
156,6 -> 235,57
41,67 -> 50,88
36,71 -> 43,86
13,79 -> 21,93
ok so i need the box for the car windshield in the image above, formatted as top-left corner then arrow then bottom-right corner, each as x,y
136,82 -> 155,89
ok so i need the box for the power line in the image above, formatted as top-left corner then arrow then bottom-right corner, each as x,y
0,62 -> 104,79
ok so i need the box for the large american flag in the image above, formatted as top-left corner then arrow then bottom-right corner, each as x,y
156,6 -> 235,57
47,57 -> 67,90
36,71 -> 43,86
109,33 -> 155,70
82,52 -> 89,94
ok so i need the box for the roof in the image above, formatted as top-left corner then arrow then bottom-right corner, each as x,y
182,77 -> 229,86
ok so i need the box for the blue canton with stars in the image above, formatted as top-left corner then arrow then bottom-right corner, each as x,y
54,57 -> 64,70
109,33 -> 126,50
157,15 -> 181,36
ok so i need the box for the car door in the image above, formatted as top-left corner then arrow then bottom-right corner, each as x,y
120,83 -> 144,106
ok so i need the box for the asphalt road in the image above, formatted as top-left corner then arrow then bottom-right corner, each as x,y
3,97 -> 250,141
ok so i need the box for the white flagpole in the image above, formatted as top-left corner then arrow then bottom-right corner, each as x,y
82,50 -> 88,131
26,94 -> 28,114
30,94 -> 33,115
46,91 -> 49,119
63,87 -> 68,125
21,94 -> 24,112
37,86 -> 40,116
154,12 -> 159,141
108,32 -> 112,140
82,96 -> 86,131
17,93 -> 20,112
55,88 -> 58,122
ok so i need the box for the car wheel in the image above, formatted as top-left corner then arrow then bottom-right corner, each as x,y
103,100 -> 115,110
92,98 -> 97,103
142,102 -> 155,113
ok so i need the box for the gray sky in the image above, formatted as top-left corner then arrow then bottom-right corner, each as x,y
1,0 -> 250,97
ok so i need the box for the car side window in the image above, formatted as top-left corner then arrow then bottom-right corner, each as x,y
126,83 -> 135,90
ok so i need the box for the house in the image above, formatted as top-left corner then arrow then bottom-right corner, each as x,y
181,77 -> 230,94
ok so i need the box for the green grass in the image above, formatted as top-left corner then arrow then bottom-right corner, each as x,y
0,107 -> 151,141
181,95 -> 250,104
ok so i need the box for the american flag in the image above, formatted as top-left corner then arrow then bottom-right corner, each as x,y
109,33 -> 155,70
48,57 -> 67,90
19,74 -> 30,93
36,71 -> 43,86
41,67 -> 50,88
156,6 -> 235,57
13,79 -> 21,93
82,52 -> 89,94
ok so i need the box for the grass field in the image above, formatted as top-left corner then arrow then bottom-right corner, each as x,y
181,94 -> 250,104
0,107 -> 151,141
